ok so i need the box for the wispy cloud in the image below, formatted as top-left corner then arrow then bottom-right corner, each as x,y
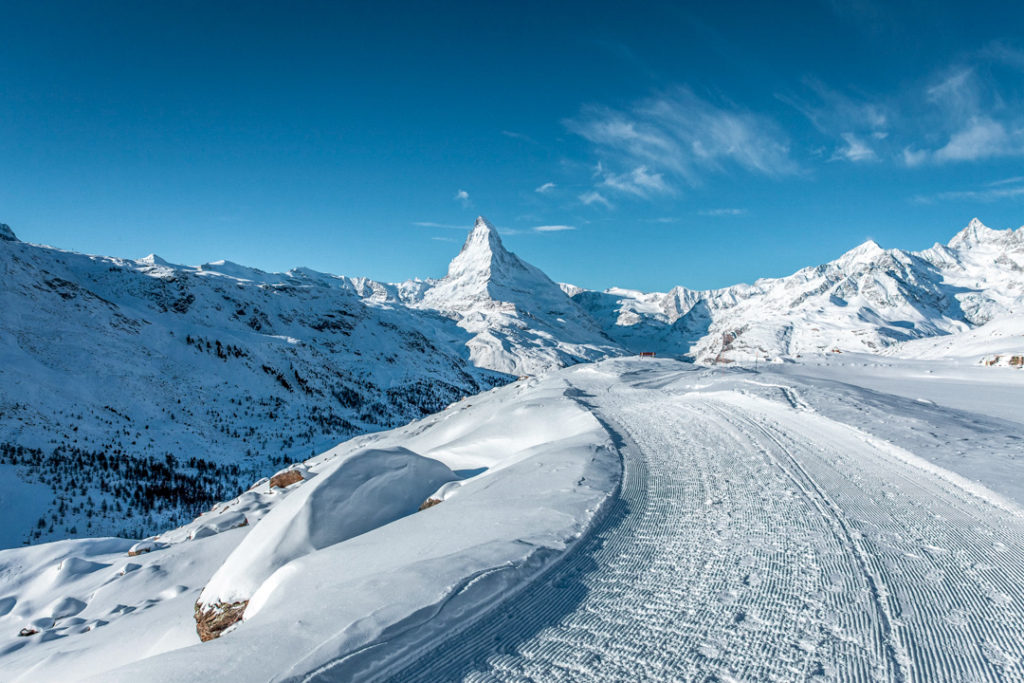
566,86 -> 796,204
932,117 -> 1022,162
982,41 -> 1024,71
782,51 -> 1024,167
698,208 -> 747,216
454,189 -> 471,207
913,177 -> 1024,203
414,221 -> 466,230
778,78 -> 888,163
902,64 -> 1024,165
832,132 -> 879,162
420,220 -> 576,237
501,130 -> 537,144
579,190 -> 613,208
535,182 -> 557,194
599,165 -> 672,197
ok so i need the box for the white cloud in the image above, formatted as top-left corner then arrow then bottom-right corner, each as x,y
904,64 -> 1024,165
414,221 -> 466,229
926,68 -> 980,119
933,117 -> 1019,162
901,147 -> 928,167
532,224 -> 576,232
566,87 -> 796,201
535,182 -> 557,194
454,189 -> 471,206
989,175 -> 1024,186
579,190 -> 613,208
778,78 -> 890,165
903,117 -> 1024,166
914,180 -> 1024,203
600,165 -> 672,197
833,132 -> 878,162
698,208 -> 747,217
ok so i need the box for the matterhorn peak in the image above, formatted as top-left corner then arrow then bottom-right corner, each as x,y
459,216 -> 505,256
424,215 -> 565,309
0,223 -> 19,242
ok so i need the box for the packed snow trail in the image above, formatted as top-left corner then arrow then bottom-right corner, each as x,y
379,362 -> 1024,682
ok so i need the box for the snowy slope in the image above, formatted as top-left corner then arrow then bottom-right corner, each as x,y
3,357 -> 1024,681
886,315 -> 1024,366
2,216 -> 1023,549
0,225 -> 507,546
571,218 -> 1024,363
0,370 -> 619,682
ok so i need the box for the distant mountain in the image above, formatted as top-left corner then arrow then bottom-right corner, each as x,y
1,216 -> 1021,546
413,217 -> 622,375
570,218 -> 1024,363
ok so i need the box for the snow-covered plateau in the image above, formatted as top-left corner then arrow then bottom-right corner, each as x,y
2,216 -> 1024,681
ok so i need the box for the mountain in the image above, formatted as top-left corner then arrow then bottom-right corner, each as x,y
1,215 -> 1022,547
570,218 -> 1024,363
0,229 -> 507,546
412,217 -> 622,375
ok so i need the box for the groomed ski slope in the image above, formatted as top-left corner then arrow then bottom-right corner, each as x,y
382,359 -> 1024,682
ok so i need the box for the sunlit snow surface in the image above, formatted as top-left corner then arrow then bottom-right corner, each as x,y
2,356 -> 1023,681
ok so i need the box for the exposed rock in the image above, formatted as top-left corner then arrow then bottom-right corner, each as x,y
195,600 -> 248,642
17,627 -> 38,637
418,497 -> 443,511
269,470 -> 303,489
0,223 -> 18,242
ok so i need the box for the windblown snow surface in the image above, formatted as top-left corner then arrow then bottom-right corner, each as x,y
2,356 -> 1023,682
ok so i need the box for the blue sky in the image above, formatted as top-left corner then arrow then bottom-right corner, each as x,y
2,1 -> 1023,291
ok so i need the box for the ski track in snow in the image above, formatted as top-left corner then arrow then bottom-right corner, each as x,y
383,366 -> 1024,682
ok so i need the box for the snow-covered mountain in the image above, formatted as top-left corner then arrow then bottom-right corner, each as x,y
0,225 -> 507,546
571,218 -> 1024,363
2,216 -> 1022,548
413,217 -> 622,375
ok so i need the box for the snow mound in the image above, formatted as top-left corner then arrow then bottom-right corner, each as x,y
200,446 -> 457,607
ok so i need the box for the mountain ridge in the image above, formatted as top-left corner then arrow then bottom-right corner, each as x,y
0,214 -> 1021,546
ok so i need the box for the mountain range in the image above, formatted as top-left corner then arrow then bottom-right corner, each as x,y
0,216 -> 1021,546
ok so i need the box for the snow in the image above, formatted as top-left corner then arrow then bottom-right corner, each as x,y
570,218 -> 1024,364
199,446 -> 458,607
415,217 -> 621,375
3,215 -> 1024,679
0,228 -> 507,546
2,215 -> 1020,548
389,358 -> 1024,681
3,357 -> 1024,680
0,370 -> 619,681
0,465 -> 51,548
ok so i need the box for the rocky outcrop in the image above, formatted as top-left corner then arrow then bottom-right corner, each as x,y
195,600 -> 248,642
